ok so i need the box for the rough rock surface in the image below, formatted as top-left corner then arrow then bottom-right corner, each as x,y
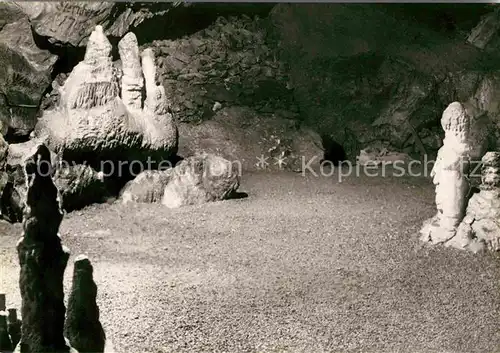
0,16 -> 57,137
451,152 -> 500,252
0,135 -> 7,169
147,16 -> 292,124
268,4 -> 500,159
162,153 -> 240,208
178,106 -> 323,172
120,169 -> 172,204
16,143 -> 71,353
467,6 -> 500,50
13,2 -> 183,48
0,140 -> 107,223
7,308 -> 21,349
65,255 -> 105,353
356,146 -> 412,166
420,102 -> 476,245
54,164 -> 106,212
120,153 -> 240,207
35,26 -> 177,165
0,310 -> 12,352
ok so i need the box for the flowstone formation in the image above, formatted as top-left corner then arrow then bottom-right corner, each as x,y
14,143 -> 104,353
35,25 -> 177,165
451,152 -> 500,252
420,102 -> 475,244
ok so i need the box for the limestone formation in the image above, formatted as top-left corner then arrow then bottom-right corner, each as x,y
178,106 -> 323,172
14,2 -> 188,48
118,33 -> 144,110
162,153 -> 240,208
65,255 -> 105,353
120,169 -> 173,204
16,143 -> 70,352
420,102 -> 474,244
466,7 -> 500,50
1,141 -> 107,223
449,152 -> 500,252
0,311 -> 12,352
7,308 -> 21,349
35,26 -> 177,165
120,153 -> 240,207
0,17 -> 57,136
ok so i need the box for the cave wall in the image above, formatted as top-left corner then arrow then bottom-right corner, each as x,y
4,2 -> 500,164
268,4 -> 500,159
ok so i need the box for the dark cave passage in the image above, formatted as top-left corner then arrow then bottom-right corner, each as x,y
320,135 -> 347,166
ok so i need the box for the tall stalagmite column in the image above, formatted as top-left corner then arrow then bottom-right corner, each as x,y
16,143 -> 70,353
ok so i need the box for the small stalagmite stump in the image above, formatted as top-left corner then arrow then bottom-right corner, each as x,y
7,308 -> 21,348
65,255 -> 105,353
0,293 -> 5,311
16,143 -> 71,353
0,310 -> 13,352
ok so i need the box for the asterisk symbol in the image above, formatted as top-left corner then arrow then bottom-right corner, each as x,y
274,155 -> 287,169
256,155 -> 269,169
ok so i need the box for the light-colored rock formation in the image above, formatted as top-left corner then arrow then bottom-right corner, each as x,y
356,146 -> 411,166
0,16 -> 57,136
450,152 -> 500,252
162,153 -> 240,208
120,170 -> 172,204
65,255 -> 105,353
142,48 -> 169,116
16,143 -> 70,353
120,153 -> 240,207
420,102 -> 475,244
35,26 -> 177,164
118,32 -> 143,110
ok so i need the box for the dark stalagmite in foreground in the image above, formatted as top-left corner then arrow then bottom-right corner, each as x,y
16,143 -> 70,353
0,311 -> 13,352
7,308 -> 21,349
65,255 -> 105,353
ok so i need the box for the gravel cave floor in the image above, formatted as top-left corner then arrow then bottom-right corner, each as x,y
1,168 -> 500,353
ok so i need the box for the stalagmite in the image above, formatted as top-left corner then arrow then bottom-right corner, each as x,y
118,32 -> 144,110
7,308 -> 21,348
0,311 -> 13,352
141,48 -> 168,115
16,143 -> 70,353
65,255 -> 105,353
420,102 -> 474,244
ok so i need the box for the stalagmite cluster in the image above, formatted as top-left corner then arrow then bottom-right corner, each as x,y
10,143 -> 106,353
35,25 -> 177,162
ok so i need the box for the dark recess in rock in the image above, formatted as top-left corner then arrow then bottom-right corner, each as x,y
320,135 -> 347,166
